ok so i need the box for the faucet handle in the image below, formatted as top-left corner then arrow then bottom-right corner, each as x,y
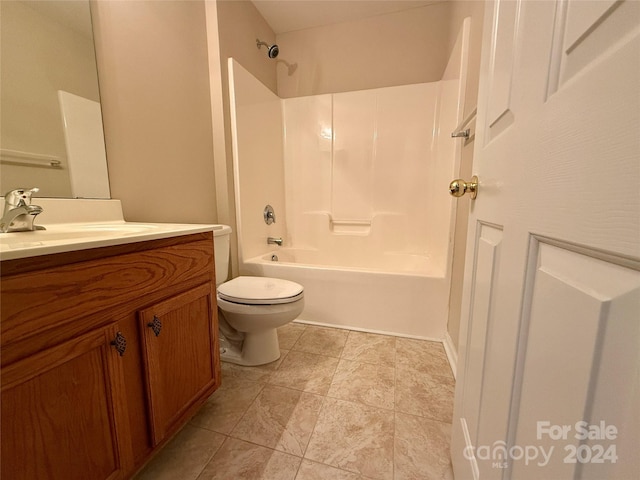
264,205 -> 276,225
4,188 -> 39,207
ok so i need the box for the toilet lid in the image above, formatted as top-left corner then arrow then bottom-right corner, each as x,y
217,276 -> 304,305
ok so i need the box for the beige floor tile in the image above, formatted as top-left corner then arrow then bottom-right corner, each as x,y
190,376 -> 264,434
395,368 -> 455,423
197,437 -> 301,480
231,385 -> 323,457
138,327 -> 459,480
395,412 -> 453,480
341,331 -> 396,365
221,349 -> 289,383
327,359 -> 395,410
305,398 -> 394,480
292,325 -> 349,357
396,338 -> 453,379
134,425 -> 225,480
295,459 -> 364,479
278,323 -> 307,350
269,350 -> 339,395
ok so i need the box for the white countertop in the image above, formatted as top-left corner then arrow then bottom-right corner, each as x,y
0,198 -> 218,261
0,221 -> 217,261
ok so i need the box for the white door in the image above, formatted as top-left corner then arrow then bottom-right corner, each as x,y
451,1 -> 640,479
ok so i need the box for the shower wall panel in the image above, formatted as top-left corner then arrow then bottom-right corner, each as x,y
230,59 -> 462,271
283,82 -> 445,258
332,90 -> 376,223
228,59 -> 287,262
282,94 -> 332,247
373,83 -> 439,253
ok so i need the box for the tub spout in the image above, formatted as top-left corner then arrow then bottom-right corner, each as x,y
267,237 -> 283,246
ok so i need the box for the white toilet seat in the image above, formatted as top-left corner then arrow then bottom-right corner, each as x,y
217,276 -> 304,305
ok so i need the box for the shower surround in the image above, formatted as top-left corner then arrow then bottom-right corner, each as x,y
228,21 -> 469,339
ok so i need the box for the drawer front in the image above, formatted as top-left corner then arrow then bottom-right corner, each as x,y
1,238 -> 214,353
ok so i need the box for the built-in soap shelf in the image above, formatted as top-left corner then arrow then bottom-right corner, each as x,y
330,219 -> 372,235
301,211 -> 411,236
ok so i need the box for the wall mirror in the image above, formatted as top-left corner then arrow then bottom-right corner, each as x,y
0,0 -> 110,199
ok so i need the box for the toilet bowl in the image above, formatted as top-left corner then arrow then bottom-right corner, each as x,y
217,276 -> 304,366
213,225 -> 304,366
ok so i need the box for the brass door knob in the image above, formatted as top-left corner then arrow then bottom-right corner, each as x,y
449,176 -> 478,199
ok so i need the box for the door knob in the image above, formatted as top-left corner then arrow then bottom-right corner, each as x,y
449,176 -> 478,199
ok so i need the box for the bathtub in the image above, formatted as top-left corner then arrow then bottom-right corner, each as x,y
241,248 -> 450,340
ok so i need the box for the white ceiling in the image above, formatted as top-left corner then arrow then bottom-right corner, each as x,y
251,0 -> 444,35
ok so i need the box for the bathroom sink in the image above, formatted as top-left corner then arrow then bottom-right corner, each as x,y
0,224 -> 155,244
63,223 -> 160,233
0,221 -> 216,260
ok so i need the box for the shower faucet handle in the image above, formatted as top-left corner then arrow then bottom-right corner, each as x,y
264,205 -> 276,224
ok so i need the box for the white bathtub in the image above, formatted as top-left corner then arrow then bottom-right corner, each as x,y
241,248 -> 449,340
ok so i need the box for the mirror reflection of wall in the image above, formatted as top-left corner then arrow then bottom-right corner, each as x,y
0,0 -> 110,198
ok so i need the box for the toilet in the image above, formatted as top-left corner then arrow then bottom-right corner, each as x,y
213,225 -> 304,366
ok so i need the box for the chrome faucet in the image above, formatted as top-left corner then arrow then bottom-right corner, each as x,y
0,188 -> 45,233
267,237 -> 283,246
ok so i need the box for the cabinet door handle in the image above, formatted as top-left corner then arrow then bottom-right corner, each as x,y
110,332 -> 127,356
147,316 -> 162,337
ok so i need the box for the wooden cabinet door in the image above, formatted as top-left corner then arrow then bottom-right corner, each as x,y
139,283 -> 218,445
1,326 -> 132,480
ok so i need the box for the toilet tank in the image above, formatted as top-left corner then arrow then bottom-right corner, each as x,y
213,225 -> 232,286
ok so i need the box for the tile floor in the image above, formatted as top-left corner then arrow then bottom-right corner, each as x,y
134,324 -> 455,480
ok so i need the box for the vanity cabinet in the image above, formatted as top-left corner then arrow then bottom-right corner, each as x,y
0,232 -> 221,479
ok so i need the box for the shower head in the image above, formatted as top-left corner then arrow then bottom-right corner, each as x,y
256,39 -> 279,59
